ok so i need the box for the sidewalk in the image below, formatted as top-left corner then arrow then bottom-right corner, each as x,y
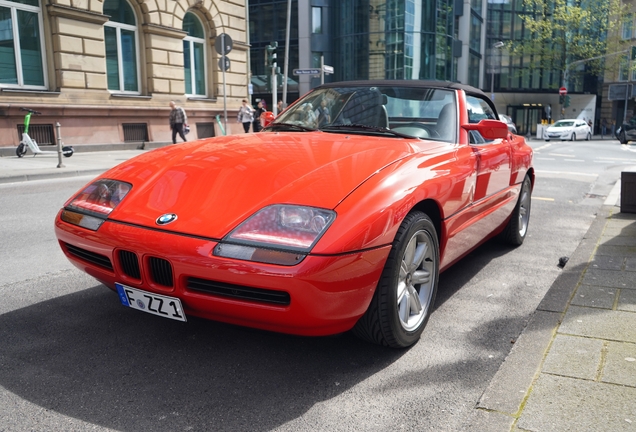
1,145 -> 635,431
468,202 -> 636,431
0,147 -> 148,184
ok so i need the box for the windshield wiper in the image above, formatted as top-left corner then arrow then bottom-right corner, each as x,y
263,122 -> 316,132
322,124 -> 414,139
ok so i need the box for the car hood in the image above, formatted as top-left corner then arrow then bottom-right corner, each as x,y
104,132 -> 423,238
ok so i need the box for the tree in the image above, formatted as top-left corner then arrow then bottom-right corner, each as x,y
507,0 -> 632,90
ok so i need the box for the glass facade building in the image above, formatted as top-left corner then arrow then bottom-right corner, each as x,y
249,0 -> 465,106
333,0 -> 455,81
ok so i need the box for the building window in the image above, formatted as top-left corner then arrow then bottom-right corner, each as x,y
183,12 -> 206,96
312,52 -> 322,68
469,14 -> 482,53
312,7 -> 322,34
623,15 -> 634,40
0,0 -> 46,89
469,53 -> 480,88
619,56 -> 629,81
104,0 -> 139,93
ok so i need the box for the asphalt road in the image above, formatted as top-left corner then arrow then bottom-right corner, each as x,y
1,139 -> 635,431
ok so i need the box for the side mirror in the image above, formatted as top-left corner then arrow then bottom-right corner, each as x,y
261,111 -> 275,128
462,119 -> 509,140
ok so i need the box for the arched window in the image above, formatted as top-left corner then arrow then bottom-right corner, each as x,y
183,12 -> 206,96
0,0 -> 47,89
103,0 -> 139,93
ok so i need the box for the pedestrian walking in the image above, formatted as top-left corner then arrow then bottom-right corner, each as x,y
611,119 -> 615,137
238,99 -> 255,133
601,118 -> 608,138
253,101 -> 266,132
277,100 -> 284,115
169,101 -> 188,144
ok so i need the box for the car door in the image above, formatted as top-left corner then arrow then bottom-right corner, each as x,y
441,94 -> 513,268
577,120 -> 587,139
466,95 -> 512,202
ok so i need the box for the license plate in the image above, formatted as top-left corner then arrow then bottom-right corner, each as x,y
116,283 -> 187,322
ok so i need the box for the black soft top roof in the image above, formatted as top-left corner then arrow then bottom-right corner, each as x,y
317,80 -> 488,99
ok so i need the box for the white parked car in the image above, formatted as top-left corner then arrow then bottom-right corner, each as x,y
543,119 -> 592,141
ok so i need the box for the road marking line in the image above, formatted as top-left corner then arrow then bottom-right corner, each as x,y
564,159 -> 585,162
549,153 -> 574,157
532,197 -> 555,201
535,170 -> 598,177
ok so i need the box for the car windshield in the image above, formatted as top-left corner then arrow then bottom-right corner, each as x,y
553,121 -> 574,128
267,85 -> 458,142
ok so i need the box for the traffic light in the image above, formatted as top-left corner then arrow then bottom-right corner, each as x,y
559,95 -> 565,105
631,46 -> 636,61
564,95 -> 571,108
265,42 -> 278,68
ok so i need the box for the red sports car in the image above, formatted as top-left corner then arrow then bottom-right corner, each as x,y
55,80 -> 533,348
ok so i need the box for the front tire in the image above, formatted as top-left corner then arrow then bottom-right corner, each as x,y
353,211 -> 439,348
499,175 -> 532,246
16,143 -> 27,158
619,131 -> 628,145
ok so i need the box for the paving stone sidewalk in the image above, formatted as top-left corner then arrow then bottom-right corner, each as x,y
467,204 -> 636,432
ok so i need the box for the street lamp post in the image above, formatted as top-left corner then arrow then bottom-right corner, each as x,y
490,41 -> 504,101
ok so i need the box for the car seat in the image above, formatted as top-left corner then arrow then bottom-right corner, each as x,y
436,103 -> 456,141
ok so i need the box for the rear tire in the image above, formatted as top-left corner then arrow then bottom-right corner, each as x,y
499,175 -> 532,246
352,211 -> 439,348
619,131 -> 628,145
16,143 -> 27,158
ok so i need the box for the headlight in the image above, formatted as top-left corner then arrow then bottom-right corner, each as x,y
60,179 -> 132,230
214,205 -> 336,265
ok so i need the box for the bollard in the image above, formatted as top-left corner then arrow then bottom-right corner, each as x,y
621,171 -> 636,213
56,122 -> 65,168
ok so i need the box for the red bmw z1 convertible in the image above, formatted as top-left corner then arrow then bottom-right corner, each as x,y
55,80 -> 534,348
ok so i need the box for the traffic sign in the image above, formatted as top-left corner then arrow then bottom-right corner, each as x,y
293,68 -> 321,75
215,33 -> 233,55
323,65 -> 334,74
218,56 -> 230,72
559,87 -> 567,96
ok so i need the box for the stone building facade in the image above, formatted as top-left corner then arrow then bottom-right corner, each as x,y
0,0 -> 248,149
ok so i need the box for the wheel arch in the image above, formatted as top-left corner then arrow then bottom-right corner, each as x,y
411,199 -> 442,246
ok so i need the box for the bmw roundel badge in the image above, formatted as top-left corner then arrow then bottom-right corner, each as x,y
156,213 -> 178,225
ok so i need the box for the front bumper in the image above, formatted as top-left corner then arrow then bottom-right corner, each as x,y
543,130 -> 572,140
55,213 -> 391,336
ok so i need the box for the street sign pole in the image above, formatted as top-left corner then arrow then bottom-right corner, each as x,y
215,33 -> 232,135
271,42 -> 278,115
321,55 -> 324,85
282,0 -> 291,110
222,33 -> 227,134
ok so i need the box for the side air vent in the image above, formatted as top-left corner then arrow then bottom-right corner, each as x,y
119,250 -> 140,279
149,257 -> 173,287
187,277 -> 290,306
64,243 -> 113,271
